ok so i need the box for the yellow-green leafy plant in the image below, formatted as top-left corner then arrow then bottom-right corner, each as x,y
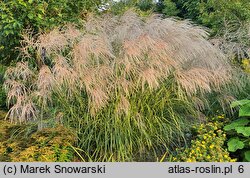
0,124 -> 76,162
4,11 -> 241,161
0,112 -> 13,157
170,115 -> 237,162
242,59 -> 250,73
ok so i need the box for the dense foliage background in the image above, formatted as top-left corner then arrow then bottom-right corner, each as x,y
0,0 -> 106,64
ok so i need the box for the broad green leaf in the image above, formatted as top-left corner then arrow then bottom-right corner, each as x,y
235,127 -> 250,137
19,1 -> 27,7
239,104 -> 250,117
244,151 -> 250,162
224,118 -> 249,131
227,137 -> 244,152
12,21 -> 20,28
231,100 -> 250,108
27,13 -> 34,20
1,14 -> 7,19
37,14 -> 43,19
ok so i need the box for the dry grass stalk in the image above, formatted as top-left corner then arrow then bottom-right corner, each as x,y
35,65 -> 54,107
210,20 -> 250,60
6,11 -> 235,122
4,61 -> 37,122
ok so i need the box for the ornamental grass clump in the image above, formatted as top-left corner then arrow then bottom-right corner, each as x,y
4,11 -> 239,161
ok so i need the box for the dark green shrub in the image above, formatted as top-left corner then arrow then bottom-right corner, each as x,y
0,64 -> 7,109
0,0 -> 106,64
161,0 -> 179,17
172,0 -> 250,33
174,0 -> 250,61
137,0 -> 154,11
109,0 -> 136,15
109,0 -> 156,16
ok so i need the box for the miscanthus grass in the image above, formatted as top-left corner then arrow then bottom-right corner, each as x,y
4,11 -> 243,161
